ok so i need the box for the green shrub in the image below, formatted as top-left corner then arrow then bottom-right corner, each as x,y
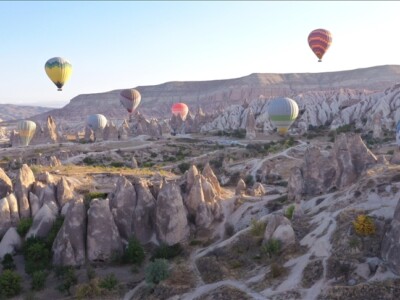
17,217 -> 33,236
83,156 -> 96,165
285,205 -> 295,220
123,237 -> 145,265
142,162 -> 154,168
178,162 -> 190,174
224,223 -> 235,238
1,253 -> 16,270
250,219 -> 266,237
56,267 -> 77,296
151,243 -> 183,261
45,216 -> 64,249
110,161 -> 124,168
0,270 -> 22,298
244,174 -> 255,186
145,259 -> 169,286
31,270 -> 47,291
23,237 -> 51,275
261,238 -> 281,258
99,273 -> 118,291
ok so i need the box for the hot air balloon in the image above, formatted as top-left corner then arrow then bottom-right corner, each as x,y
267,97 -> 299,135
308,29 -> 332,62
87,114 -> 108,131
119,89 -> 141,113
44,57 -> 72,91
171,103 -> 189,120
17,120 -> 37,146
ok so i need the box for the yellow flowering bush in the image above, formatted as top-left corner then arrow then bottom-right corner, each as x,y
352,214 -> 375,236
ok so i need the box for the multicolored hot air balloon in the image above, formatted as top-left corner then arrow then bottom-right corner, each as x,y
308,29 -> 332,62
267,97 -> 299,135
17,120 -> 36,146
119,89 -> 141,113
45,57 -> 72,91
87,114 -> 108,131
171,103 -> 189,120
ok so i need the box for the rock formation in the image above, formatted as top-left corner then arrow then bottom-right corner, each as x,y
382,198 -> 400,275
30,116 -> 59,145
103,121 -> 119,141
155,180 -> 189,245
245,109 -> 256,139
288,133 -> 377,201
109,176 -> 136,241
235,179 -> 247,196
118,120 -> 130,140
0,197 -> 11,237
263,213 -> 295,250
26,204 -> 57,239
133,179 -> 156,244
14,164 -> 35,218
84,125 -> 95,142
57,177 -> 75,208
87,198 -> 123,261
249,182 -> 266,197
0,167 -> 12,199
52,198 -> 86,266
5,193 -> 19,226
0,227 -> 22,260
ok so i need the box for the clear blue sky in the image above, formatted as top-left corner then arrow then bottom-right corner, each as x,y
1,1 -> 400,107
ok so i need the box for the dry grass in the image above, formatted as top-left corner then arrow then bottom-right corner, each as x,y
31,164 -> 174,178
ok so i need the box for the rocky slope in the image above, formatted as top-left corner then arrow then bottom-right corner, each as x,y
32,65 -> 400,123
0,104 -> 52,122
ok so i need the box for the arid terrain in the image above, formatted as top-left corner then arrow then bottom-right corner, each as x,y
1,66 -> 400,300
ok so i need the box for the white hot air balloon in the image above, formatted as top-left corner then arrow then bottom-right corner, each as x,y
267,97 -> 299,135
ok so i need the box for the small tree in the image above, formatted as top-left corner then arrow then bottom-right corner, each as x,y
1,253 -> 16,270
261,239 -> 281,258
123,236 -> 145,265
0,270 -> 22,298
285,205 -> 295,220
145,259 -> 169,286
17,217 -> 33,236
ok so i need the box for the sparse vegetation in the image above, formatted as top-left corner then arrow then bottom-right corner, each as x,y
285,205 -> 295,220
99,273 -> 118,291
45,216 -> 64,249
56,267 -> 78,296
250,218 -> 266,237
151,243 -> 183,261
17,217 -> 33,236
244,174 -> 255,186
145,259 -> 170,286
261,238 -> 281,258
269,262 -> 286,278
352,214 -> 376,236
31,270 -> 48,291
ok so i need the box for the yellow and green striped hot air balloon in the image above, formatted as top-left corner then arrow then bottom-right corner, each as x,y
267,97 -> 299,135
17,120 -> 36,146
44,57 -> 72,91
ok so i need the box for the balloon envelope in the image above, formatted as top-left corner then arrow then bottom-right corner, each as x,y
171,103 -> 189,120
308,29 -> 332,62
119,89 -> 141,113
45,57 -> 72,91
87,114 -> 108,131
267,97 -> 299,135
17,120 -> 36,146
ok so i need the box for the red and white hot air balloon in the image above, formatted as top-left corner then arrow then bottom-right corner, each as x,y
171,103 -> 189,120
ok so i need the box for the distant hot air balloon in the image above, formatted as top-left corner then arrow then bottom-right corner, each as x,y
119,89 -> 141,113
308,29 -> 332,62
45,57 -> 72,91
267,97 -> 299,135
171,103 -> 189,120
17,120 -> 37,146
87,114 -> 108,131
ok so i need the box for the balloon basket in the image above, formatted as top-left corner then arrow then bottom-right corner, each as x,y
57,88 -> 62,91
318,59 -> 322,62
